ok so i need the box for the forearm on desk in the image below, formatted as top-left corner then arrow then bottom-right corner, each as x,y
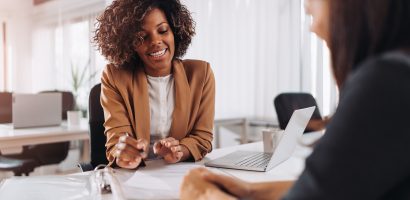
180,132 -> 213,161
180,144 -> 192,162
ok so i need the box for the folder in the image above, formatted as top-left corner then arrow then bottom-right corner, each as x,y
0,165 -> 124,200
0,160 -> 202,200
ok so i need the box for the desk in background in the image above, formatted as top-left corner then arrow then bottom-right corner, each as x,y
214,117 -> 279,148
0,119 -> 89,161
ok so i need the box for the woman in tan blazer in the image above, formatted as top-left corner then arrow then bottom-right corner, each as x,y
94,0 -> 214,169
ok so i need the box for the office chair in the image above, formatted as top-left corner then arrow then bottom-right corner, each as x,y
41,90 -> 75,119
78,83 -> 108,171
274,92 -> 323,133
0,92 -> 37,176
0,156 -> 37,176
4,91 -> 73,171
0,92 -> 12,123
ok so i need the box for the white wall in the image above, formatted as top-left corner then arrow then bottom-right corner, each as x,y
183,0 -> 304,119
0,0 -> 33,92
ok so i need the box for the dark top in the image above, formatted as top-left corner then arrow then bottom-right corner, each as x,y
283,52 -> 410,200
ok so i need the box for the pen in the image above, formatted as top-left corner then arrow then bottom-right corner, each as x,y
107,132 -> 131,167
123,132 -> 146,155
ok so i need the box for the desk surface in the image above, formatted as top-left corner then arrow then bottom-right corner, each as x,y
0,119 -> 89,154
0,132 -> 323,200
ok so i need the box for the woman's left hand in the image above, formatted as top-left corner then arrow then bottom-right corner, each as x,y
153,137 -> 186,163
180,168 -> 237,200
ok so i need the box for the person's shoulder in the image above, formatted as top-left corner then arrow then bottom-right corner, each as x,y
103,63 -> 133,76
103,63 -> 128,72
103,63 -> 117,75
102,63 -> 134,86
349,52 -> 410,86
342,51 -> 410,101
354,51 -> 410,77
179,59 -> 212,77
181,59 -> 210,70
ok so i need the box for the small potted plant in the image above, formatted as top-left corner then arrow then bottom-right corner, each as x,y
67,60 -> 96,127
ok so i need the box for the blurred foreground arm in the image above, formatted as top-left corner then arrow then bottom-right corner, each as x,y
181,168 -> 293,200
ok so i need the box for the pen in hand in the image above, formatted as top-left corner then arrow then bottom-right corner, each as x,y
113,132 -> 148,169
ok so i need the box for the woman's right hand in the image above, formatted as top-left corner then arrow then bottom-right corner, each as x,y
115,134 -> 149,169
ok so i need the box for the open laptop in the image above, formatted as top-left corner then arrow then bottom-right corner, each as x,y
10,93 -> 62,129
205,106 -> 315,172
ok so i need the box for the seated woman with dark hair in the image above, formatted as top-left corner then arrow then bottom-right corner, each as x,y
181,0 -> 410,199
94,0 -> 215,169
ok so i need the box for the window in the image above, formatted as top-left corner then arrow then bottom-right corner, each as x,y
0,20 -> 12,92
32,15 -> 106,112
0,21 -> 4,91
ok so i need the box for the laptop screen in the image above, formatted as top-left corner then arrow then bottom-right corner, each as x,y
12,93 -> 62,128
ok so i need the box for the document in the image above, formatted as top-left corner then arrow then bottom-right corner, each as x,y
125,171 -> 172,190
124,162 -> 199,190
117,160 -> 203,199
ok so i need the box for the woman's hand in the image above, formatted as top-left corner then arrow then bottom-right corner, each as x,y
181,168 -> 293,200
201,168 -> 253,198
180,168 -> 236,200
115,134 -> 149,169
153,137 -> 189,163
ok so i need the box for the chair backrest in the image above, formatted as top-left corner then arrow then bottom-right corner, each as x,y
40,90 -> 75,119
0,92 -> 12,123
16,91 -> 73,166
274,92 -> 322,132
88,83 -> 108,167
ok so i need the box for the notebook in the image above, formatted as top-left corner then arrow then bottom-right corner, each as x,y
11,93 -> 62,128
205,106 -> 315,172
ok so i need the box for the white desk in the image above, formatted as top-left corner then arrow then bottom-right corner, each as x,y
0,132 -> 323,200
214,117 -> 279,148
0,119 -> 89,155
106,132 -> 321,199
214,117 -> 248,148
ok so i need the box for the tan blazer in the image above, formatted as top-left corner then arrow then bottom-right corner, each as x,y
101,59 -> 215,162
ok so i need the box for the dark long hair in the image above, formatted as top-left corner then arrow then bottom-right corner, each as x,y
329,0 -> 410,88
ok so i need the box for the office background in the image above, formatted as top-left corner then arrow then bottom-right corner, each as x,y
0,0 -> 337,120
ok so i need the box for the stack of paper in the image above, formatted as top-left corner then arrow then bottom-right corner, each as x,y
115,160 -> 203,199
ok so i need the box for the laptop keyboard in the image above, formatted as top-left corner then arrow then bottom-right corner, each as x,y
234,152 -> 272,168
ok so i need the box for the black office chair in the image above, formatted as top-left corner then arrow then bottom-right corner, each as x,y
0,92 -> 37,176
0,92 -> 12,123
0,157 -> 37,176
274,92 -> 323,133
78,83 -> 108,171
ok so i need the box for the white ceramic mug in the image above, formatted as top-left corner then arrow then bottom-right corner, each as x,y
262,128 -> 283,153
67,110 -> 81,127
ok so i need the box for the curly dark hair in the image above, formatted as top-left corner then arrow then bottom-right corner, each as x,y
94,0 -> 195,69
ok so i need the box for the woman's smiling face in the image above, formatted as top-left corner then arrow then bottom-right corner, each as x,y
134,8 -> 175,76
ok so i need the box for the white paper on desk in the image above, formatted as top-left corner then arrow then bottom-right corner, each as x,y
124,161 -> 200,190
124,171 -> 172,190
121,160 -> 202,199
